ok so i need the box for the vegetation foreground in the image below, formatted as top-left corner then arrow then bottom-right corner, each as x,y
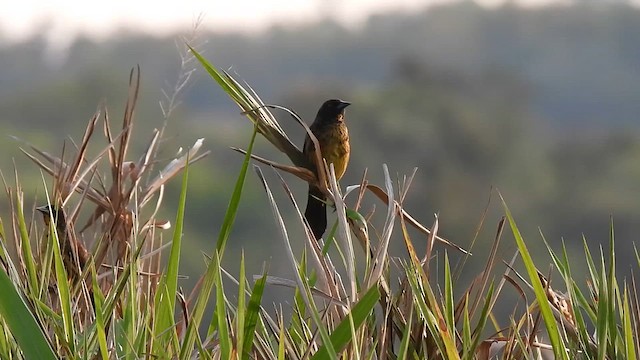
0,52 -> 637,360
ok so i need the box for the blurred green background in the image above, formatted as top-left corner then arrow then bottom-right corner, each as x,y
2,2 -> 640,299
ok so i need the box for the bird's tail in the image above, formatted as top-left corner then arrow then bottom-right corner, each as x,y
305,185 -> 327,240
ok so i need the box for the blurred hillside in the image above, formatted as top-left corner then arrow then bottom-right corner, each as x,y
1,1 -> 640,289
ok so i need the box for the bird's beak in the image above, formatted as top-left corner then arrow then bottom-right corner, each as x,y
338,101 -> 351,110
36,205 -> 52,227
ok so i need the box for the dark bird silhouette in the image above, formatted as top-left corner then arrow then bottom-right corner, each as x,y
303,99 -> 351,240
37,205 -> 89,284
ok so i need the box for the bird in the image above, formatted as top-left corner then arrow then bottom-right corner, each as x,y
37,204 -> 89,284
303,99 -> 351,240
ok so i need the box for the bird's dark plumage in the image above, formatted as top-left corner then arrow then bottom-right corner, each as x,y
37,204 -> 89,281
303,99 -> 351,239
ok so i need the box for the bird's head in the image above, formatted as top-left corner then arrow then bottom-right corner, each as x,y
317,99 -> 350,120
36,204 -> 66,228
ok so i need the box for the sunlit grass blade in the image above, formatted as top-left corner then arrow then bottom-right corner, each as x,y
500,193 -> 568,360
87,224 -> 150,354
557,241 -> 597,355
606,221 -> 620,355
179,126 -> 259,359
462,295 -> 472,359
310,285 -> 380,360
622,285 -> 637,360
44,208 -> 75,354
404,259 -> 460,359
236,253 -> 247,358
278,314 -> 286,360
188,46 -> 305,166
214,250 -> 231,359
469,282 -> 495,353
121,267 -> 137,357
327,165 -> 357,300
14,194 -> 38,293
215,130 -> 259,255
254,166 -> 337,358
90,266 -> 108,360
396,307 -> 413,359
242,271 -> 267,360
153,157 -> 189,350
583,236 -> 599,298
595,260 -> 608,360
444,252 -> 455,333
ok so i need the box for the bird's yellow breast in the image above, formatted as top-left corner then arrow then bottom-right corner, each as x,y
310,121 -> 350,180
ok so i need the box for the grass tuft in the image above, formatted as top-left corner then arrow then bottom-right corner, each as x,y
0,49 -> 637,359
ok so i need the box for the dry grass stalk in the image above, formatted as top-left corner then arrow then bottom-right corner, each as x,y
14,67 -> 208,327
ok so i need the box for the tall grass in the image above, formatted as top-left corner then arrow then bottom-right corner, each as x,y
0,53 -> 637,359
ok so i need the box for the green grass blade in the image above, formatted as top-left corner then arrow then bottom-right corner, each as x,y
310,285 -> 380,360
558,241 -> 596,355
91,266 -> 109,360
622,285 -> 637,360
14,195 -> 38,292
595,262 -> 608,360
254,167 -> 337,359
0,262 -> 56,359
188,47 -> 245,105
396,307 -> 413,360
405,263 -> 447,357
48,220 -> 75,355
278,315 -> 286,360
606,221 -> 618,357
242,272 -> 267,360
462,295 -> 472,359
583,236 -> 599,296
469,282 -> 495,353
214,251 -> 231,359
444,252 -> 455,333
500,193 -> 568,360
236,253 -> 246,358
179,126 -> 259,359
153,159 -> 189,350
214,130 -> 259,256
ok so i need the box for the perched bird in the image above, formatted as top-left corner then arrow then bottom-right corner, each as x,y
303,99 -> 351,240
37,205 -> 89,284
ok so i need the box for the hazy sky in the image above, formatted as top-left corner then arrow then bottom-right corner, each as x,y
0,0 -> 562,48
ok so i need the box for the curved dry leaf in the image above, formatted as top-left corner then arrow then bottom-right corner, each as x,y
141,138 -> 209,206
365,183 -> 469,255
231,147 -> 316,184
253,275 -> 346,307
